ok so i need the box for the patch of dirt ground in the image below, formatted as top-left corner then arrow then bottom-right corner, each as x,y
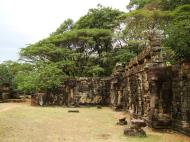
0,103 -> 189,142
0,103 -> 20,112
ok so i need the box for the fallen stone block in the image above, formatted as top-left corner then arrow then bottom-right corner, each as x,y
97,105 -> 102,109
68,110 -> 80,113
124,127 -> 146,137
131,119 -> 147,128
117,117 -> 128,125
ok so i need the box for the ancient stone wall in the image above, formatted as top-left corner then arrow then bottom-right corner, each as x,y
33,77 -> 111,106
110,63 -> 126,109
110,32 -> 190,135
171,63 -> 190,135
0,84 -> 11,102
110,34 -> 173,128
102,43 -> 190,135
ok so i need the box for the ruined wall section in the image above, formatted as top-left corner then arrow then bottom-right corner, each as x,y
172,63 -> 190,135
110,31 -> 173,128
110,63 -> 126,109
33,77 -> 111,106
0,84 -> 11,102
110,31 -> 190,135
126,32 -> 165,117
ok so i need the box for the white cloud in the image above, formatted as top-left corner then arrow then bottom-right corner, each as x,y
0,0 -> 129,62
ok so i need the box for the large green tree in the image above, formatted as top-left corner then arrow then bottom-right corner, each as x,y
0,63 -> 13,86
15,62 -> 64,93
0,61 -> 34,92
164,5 -> 190,61
127,0 -> 190,10
126,0 -> 190,63
46,29 -> 112,56
20,5 -> 125,77
4,3 -> 190,95
73,4 -> 123,30
51,18 -> 74,36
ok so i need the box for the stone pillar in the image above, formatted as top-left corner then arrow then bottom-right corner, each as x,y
1,92 -> 9,100
127,76 -> 132,110
117,90 -> 122,105
149,81 -> 159,126
137,73 -> 144,116
142,70 -> 150,118
66,85 -> 70,106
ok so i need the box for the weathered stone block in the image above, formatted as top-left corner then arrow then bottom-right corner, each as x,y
124,127 -> 146,137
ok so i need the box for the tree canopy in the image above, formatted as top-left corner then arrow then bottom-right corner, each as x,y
73,5 -> 124,30
1,3 -> 190,94
164,5 -> 190,61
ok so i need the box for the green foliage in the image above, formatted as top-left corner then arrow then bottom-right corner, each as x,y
160,0 -> 190,10
0,63 -> 13,86
113,47 -> 135,64
86,65 -> 105,77
18,5 -> 125,79
127,0 -> 190,10
20,43 -> 81,76
127,0 -> 153,9
35,62 -> 64,91
20,28 -> 113,77
165,5 -> 190,60
73,5 -> 123,30
117,8 -> 170,59
20,43 -> 77,62
0,60 -> 64,93
120,9 -> 170,37
161,47 -> 176,64
15,62 -> 64,93
46,29 -> 112,55
126,1 -> 190,62
14,3 -> 190,94
0,61 -> 34,91
15,71 -> 37,93
51,19 -> 74,36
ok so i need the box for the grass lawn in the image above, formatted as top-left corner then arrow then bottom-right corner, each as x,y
0,103 -> 189,142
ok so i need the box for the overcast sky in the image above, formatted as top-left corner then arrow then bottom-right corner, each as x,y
0,0 -> 129,63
